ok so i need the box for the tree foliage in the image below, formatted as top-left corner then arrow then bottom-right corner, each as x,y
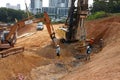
35,13 -> 44,18
87,11 -> 109,20
0,7 -> 28,23
91,0 -> 120,13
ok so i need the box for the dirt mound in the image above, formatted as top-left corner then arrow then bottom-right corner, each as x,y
85,16 -> 120,44
61,41 -> 120,80
0,52 -> 51,80
0,23 -> 52,80
60,16 -> 120,80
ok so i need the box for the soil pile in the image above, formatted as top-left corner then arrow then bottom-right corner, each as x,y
61,16 -> 120,80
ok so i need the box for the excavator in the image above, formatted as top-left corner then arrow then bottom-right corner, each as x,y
0,17 -> 33,57
0,0 -> 88,57
0,1 -> 34,57
0,0 -> 58,57
0,11 -> 58,57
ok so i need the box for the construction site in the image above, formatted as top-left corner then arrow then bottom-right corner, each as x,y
0,0 -> 120,80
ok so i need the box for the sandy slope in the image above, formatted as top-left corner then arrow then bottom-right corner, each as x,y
61,16 -> 120,80
61,41 -> 120,80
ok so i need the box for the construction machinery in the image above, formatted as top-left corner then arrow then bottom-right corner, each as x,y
0,1 -> 58,57
33,12 -> 59,47
0,0 -> 88,57
58,0 -> 88,44
0,1 -> 35,57
33,0 -> 89,53
0,17 -> 33,57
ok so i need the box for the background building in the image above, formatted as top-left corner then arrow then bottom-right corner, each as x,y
49,0 -> 58,7
58,0 -> 69,7
68,0 -> 71,7
42,7 -> 68,19
6,3 -> 21,10
49,0 -> 69,7
30,0 -> 42,14
42,7 -> 57,18
47,0 -> 69,18
30,0 -> 70,19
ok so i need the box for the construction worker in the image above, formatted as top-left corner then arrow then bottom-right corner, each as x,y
89,38 -> 94,48
56,45 -> 60,57
86,44 -> 92,60
99,38 -> 104,50
85,38 -> 94,60
86,38 -> 94,50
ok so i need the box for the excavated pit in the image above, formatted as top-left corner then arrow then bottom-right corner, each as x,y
0,16 -> 120,80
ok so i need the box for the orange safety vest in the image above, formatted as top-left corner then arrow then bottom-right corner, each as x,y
89,39 -> 94,45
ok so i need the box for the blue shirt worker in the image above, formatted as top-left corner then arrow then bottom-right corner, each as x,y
56,45 -> 60,57
86,45 -> 92,60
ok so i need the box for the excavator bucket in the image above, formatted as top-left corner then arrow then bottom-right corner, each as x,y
0,46 -> 24,58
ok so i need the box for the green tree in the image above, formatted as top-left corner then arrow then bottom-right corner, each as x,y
35,13 -> 44,18
0,7 -> 28,23
91,0 -> 120,13
91,0 -> 108,13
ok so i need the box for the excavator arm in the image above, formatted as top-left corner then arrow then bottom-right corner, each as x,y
5,16 -> 33,46
33,12 -> 58,46
0,16 -> 33,57
0,1 -> 33,57
0,16 -> 33,49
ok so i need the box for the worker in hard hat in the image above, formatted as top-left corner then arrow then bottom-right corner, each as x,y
86,38 -> 94,49
86,38 -> 94,60
89,38 -> 94,47
86,44 -> 92,60
99,38 -> 104,50
56,45 -> 60,57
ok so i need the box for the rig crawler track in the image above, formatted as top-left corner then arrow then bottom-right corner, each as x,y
0,46 -> 24,58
